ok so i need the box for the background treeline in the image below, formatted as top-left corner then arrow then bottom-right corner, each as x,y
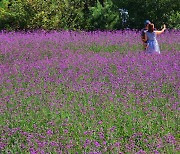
0,0 -> 179,31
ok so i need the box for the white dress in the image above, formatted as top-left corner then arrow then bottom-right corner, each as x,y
146,31 -> 160,54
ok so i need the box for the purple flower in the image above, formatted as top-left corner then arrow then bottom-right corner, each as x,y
94,141 -> 101,147
46,129 -> 53,135
29,148 -> 37,154
153,150 -> 160,154
63,129 -> 68,134
50,141 -> 58,147
164,133 -> 176,145
135,149 -> 146,154
84,139 -> 91,148
0,30 -> 179,153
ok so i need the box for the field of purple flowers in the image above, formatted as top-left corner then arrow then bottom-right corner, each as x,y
0,30 -> 180,153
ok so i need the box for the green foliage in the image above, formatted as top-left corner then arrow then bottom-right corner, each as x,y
0,0 -> 95,30
0,0 -> 7,8
112,0 -> 180,29
0,0 -> 34,30
59,0 -> 86,30
27,0 -> 63,30
88,0 -> 122,30
168,11 -> 180,29
0,0 -> 179,30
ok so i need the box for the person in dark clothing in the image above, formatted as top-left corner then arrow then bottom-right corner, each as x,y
141,20 -> 151,50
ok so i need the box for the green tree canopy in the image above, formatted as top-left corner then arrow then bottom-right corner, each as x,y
0,0 -> 179,30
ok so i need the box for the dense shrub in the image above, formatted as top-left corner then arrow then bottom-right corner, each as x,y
168,11 -> 180,29
0,0 -> 179,30
88,0 -> 122,30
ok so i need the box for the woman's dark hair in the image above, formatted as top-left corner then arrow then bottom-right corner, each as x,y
148,24 -> 154,32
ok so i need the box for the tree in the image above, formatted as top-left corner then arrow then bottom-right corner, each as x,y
168,11 -> 180,29
0,0 -> 179,30
112,0 -> 180,29
88,0 -> 122,30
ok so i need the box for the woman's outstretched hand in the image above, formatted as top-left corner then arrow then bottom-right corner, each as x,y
163,24 -> 166,30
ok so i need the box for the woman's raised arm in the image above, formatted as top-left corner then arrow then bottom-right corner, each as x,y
155,24 -> 166,35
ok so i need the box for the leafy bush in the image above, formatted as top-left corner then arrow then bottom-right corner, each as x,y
0,0 -> 34,30
0,0 -> 90,30
58,0 -> 86,30
0,0 -> 179,30
27,0 -> 63,30
88,0 -> 122,30
168,11 -> 180,29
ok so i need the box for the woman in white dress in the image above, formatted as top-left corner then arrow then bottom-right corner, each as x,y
144,23 -> 166,54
